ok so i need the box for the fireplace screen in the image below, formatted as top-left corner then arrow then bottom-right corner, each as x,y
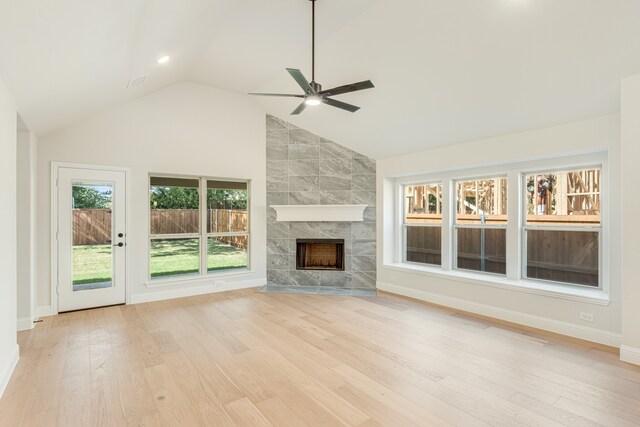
296,239 -> 345,271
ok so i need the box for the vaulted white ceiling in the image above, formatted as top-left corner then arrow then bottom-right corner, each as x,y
1,0 -> 640,158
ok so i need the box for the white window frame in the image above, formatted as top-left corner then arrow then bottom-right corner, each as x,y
521,166 -> 603,290
391,152 -> 609,298
204,178 -> 251,275
148,174 -> 251,281
453,175 -> 508,276
402,182 -> 443,267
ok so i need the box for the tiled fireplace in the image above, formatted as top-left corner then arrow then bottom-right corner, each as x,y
265,114 -> 377,290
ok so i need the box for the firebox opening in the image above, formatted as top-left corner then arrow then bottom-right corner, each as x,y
296,239 -> 345,271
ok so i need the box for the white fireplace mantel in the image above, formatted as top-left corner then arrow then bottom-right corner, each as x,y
270,204 -> 367,222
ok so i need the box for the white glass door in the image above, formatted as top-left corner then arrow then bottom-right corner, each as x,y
57,167 -> 126,312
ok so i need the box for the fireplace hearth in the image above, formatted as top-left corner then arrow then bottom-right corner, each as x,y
296,239 -> 345,271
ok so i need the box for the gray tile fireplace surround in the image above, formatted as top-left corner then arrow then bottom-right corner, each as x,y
265,114 -> 377,292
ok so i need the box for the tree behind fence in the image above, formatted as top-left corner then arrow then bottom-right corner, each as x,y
73,209 -> 248,247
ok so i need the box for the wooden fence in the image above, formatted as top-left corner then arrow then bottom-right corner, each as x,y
73,209 -> 248,247
406,226 -> 598,285
73,209 -> 112,246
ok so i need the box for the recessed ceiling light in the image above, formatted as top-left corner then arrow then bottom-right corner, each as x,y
157,56 -> 170,64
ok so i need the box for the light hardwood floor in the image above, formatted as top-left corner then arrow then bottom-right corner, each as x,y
1,288 -> 639,426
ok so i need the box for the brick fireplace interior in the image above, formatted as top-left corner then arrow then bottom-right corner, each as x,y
296,239 -> 345,271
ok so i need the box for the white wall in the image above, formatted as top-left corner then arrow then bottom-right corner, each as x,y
37,81 -> 267,312
16,129 -> 37,330
621,74 -> 640,364
0,78 -> 19,396
377,114 -> 623,346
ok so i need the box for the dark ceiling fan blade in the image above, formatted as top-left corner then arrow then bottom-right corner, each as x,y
248,93 -> 304,98
286,68 -> 316,94
323,97 -> 360,113
318,80 -> 374,97
291,101 -> 308,115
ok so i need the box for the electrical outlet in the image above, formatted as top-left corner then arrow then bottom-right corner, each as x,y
580,312 -> 595,322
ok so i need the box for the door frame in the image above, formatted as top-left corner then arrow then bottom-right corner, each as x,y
51,162 -> 132,315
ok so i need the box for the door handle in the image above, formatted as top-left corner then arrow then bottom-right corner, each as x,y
113,242 -> 124,247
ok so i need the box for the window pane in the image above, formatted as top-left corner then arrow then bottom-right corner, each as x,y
406,226 -> 441,266
457,228 -> 506,274
456,178 -> 507,225
405,183 -> 442,223
525,168 -> 600,226
208,237 -> 248,271
526,230 -> 598,287
207,182 -> 248,234
72,183 -> 113,290
150,238 -> 200,278
150,179 -> 200,234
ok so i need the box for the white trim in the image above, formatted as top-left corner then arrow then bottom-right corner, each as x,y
383,263 -> 610,305
270,204 -> 367,222
50,164 -> 57,315
520,165 -> 605,291
148,174 -> 251,281
145,268 -> 253,288
620,345 -> 640,365
378,281 -> 621,347
132,277 -> 265,304
17,317 -> 34,331
392,152 -> 609,295
199,178 -> 207,276
51,162 -> 131,315
35,305 -> 54,319
0,344 -> 19,398
392,150 -> 607,185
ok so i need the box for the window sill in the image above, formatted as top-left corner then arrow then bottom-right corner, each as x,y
145,268 -> 253,288
383,263 -> 610,306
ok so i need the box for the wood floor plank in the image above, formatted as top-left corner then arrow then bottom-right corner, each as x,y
255,397 -> 311,427
142,364 -> 202,426
2,288 -> 640,427
224,397 -> 272,427
159,349 -> 236,426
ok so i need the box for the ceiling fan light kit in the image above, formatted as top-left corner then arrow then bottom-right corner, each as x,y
249,0 -> 374,115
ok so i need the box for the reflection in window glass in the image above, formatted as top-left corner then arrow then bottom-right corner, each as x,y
207,181 -> 248,234
208,237 -> 248,271
404,183 -> 442,267
150,177 -> 200,235
526,230 -> 598,287
207,180 -> 249,272
456,178 -> 507,225
150,238 -> 200,278
72,183 -> 113,290
404,183 -> 442,223
457,228 -> 506,274
406,226 -> 442,266
525,168 -> 600,226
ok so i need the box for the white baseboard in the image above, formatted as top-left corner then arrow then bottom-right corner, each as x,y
0,344 -> 19,398
35,305 -> 53,319
378,281 -> 623,348
620,346 -> 640,365
131,278 -> 266,305
16,317 -> 34,331
18,306 -> 53,331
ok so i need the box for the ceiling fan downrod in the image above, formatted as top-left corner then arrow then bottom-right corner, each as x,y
311,0 -> 316,86
248,0 -> 374,115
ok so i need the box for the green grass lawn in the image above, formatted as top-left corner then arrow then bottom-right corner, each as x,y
72,239 -> 247,285
73,245 -> 113,285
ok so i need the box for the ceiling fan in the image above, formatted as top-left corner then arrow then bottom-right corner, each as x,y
249,0 -> 374,115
